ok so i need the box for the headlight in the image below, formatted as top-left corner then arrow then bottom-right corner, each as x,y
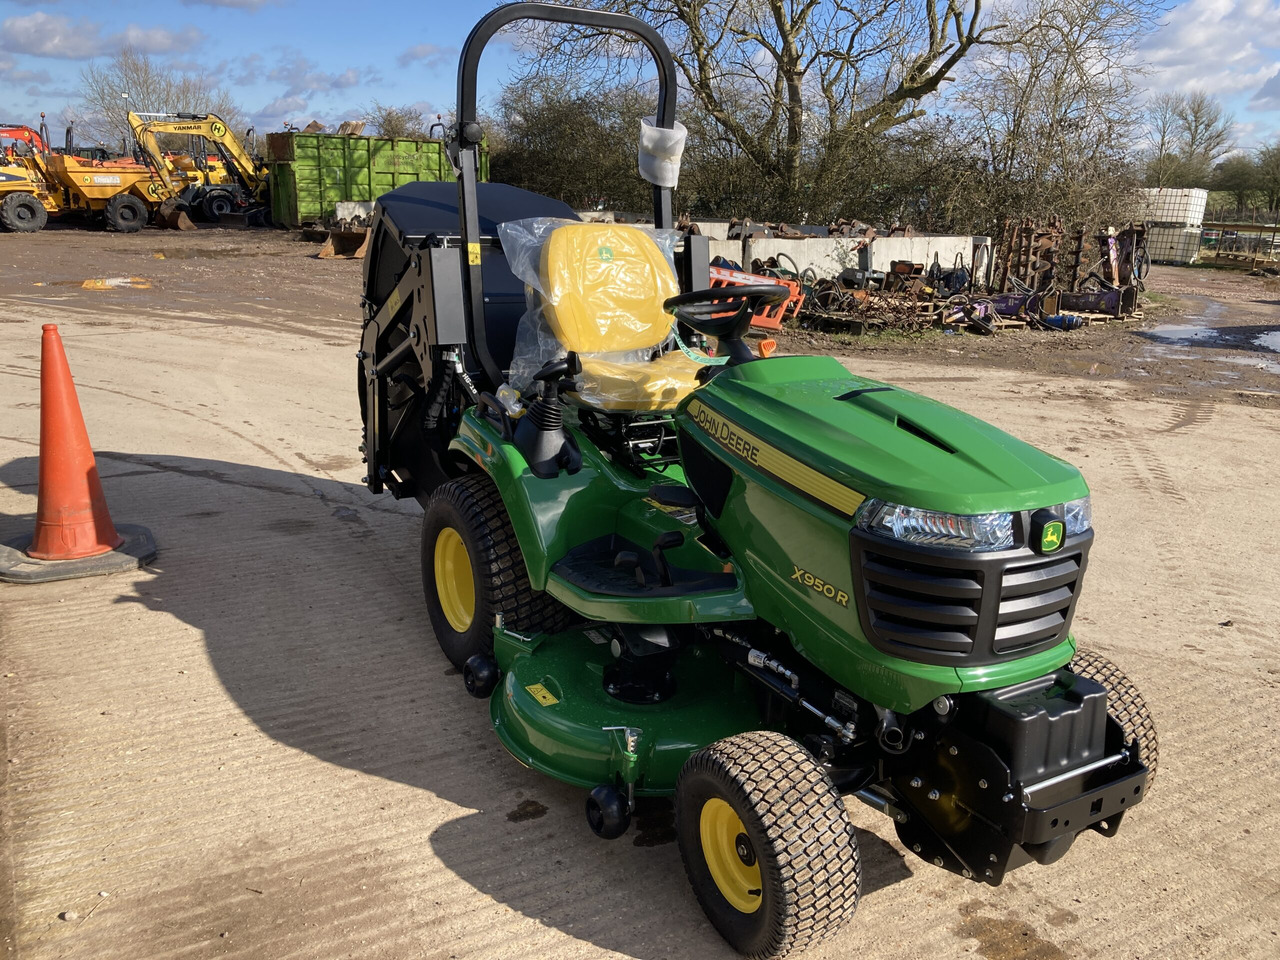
1063,496 -> 1091,536
855,498 -> 1014,552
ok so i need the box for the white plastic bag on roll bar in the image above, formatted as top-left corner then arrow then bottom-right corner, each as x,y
638,116 -> 687,188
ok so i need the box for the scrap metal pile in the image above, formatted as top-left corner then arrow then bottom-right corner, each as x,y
708,218 -> 1149,338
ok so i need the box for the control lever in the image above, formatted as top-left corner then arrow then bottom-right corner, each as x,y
650,531 -> 684,587
532,351 -> 581,387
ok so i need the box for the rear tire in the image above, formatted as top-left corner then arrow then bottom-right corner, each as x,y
421,473 -> 572,668
1069,648 -> 1159,785
0,193 -> 48,233
676,730 -> 861,959
105,194 -> 147,233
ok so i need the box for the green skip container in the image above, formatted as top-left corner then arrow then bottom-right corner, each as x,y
266,131 -> 489,227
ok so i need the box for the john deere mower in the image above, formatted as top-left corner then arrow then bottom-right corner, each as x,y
357,5 -> 1157,956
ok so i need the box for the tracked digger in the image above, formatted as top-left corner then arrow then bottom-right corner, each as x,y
128,112 -> 270,224
356,5 -> 1158,957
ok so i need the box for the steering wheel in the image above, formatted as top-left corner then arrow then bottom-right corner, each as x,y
663,284 -> 789,342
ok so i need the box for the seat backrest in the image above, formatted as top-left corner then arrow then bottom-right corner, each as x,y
539,223 -> 680,354
369,182 -> 580,374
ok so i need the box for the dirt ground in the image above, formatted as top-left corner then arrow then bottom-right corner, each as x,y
2,227 -> 1279,960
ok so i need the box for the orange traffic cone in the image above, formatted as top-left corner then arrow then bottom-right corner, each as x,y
26,324 -> 124,560
0,324 -> 154,584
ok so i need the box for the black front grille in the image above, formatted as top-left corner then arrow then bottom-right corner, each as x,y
861,552 -> 983,656
995,553 -> 1082,653
851,527 -> 1091,667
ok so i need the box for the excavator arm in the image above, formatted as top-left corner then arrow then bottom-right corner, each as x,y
128,112 -> 268,202
0,123 -> 55,188
125,112 -> 191,202
0,124 -> 49,154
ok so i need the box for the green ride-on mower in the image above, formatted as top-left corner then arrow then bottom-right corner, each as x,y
357,5 -> 1157,956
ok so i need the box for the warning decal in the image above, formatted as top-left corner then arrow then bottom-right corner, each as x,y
525,683 -> 559,706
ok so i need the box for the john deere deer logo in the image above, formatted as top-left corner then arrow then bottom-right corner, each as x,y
1041,521 -> 1064,553
598,246 -> 613,261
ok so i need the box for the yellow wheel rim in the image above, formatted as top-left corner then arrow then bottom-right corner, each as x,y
433,526 -> 475,632
700,797 -> 762,914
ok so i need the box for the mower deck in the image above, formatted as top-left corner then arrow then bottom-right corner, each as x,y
491,623 -> 761,794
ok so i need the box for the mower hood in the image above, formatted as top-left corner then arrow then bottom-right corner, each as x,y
686,356 -> 1087,516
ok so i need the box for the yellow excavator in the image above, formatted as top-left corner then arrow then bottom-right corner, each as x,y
128,112 -> 270,223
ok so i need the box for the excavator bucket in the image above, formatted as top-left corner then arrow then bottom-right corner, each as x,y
155,198 -> 196,231
317,226 -> 371,259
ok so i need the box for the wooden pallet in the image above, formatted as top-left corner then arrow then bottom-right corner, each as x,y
935,313 -> 1027,332
1069,309 -> 1142,324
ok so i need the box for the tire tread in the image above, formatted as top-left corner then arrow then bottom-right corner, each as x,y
0,192 -> 47,233
105,194 -> 146,233
423,473 -> 573,665
1069,648 -> 1159,784
677,730 -> 861,959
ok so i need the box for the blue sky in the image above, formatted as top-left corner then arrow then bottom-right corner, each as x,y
0,1 -> 521,132
1,0 -> 1278,147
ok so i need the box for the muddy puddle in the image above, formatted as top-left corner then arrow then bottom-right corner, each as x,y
1138,300 -> 1280,383
35,277 -> 153,291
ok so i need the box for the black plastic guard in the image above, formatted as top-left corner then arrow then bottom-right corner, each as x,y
891,670 -> 1149,885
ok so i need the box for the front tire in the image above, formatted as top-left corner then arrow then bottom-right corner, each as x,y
0,193 -> 48,233
1069,648 -> 1159,785
676,731 -> 861,959
203,191 -> 234,221
421,473 -> 571,668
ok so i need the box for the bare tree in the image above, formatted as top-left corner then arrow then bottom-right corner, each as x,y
948,0 -> 1152,227
77,49 -> 244,150
1142,89 -> 1235,187
513,0 -> 997,206
363,102 -> 439,140
1143,91 -> 1182,187
1174,90 -> 1234,171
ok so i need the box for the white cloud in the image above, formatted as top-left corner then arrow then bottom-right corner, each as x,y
257,94 -> 309,121
397,43 -> 455,70
0,51 -> 53,85
233,52 -> 373,98
1141,0 -> 1280,96
0,13 -> 202,59
26,84 -> 78,99
117,25 -> 203,55
1251,70 -> 1280,111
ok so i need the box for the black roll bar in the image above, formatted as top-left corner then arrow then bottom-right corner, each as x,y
452,1 -> 680,391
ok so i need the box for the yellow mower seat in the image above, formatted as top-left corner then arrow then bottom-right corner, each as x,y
539,222 -> 702,413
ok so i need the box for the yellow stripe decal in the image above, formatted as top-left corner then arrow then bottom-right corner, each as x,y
686,398 -> 865,518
